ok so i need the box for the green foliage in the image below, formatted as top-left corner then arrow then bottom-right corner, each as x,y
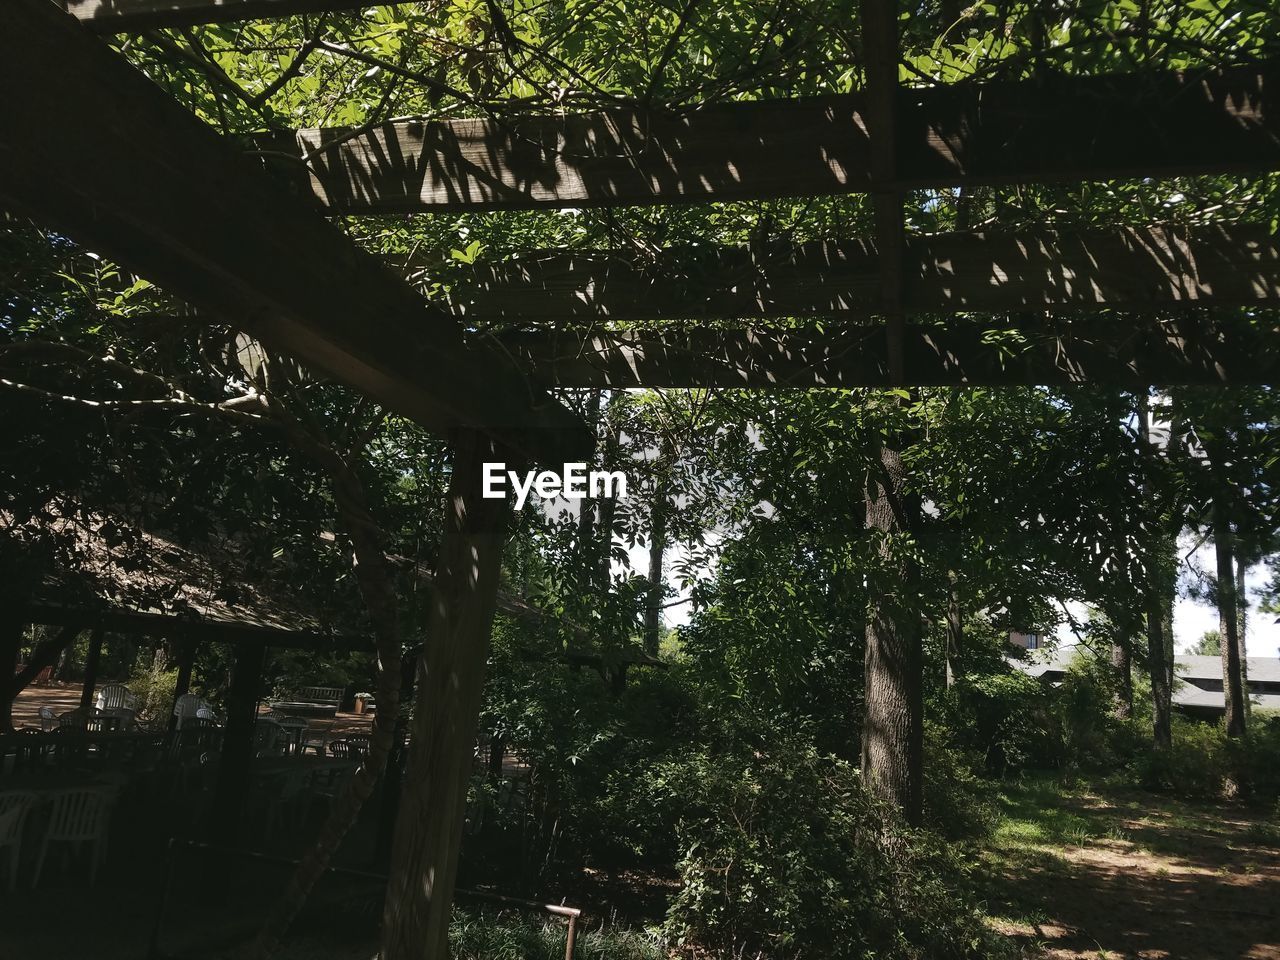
922,721 -> 999,841
665,742 -> 1008,960
1188,630 -> 1222,656
450,908 -> 662,960
1134,713 -> 1280,802
126,657 -> 179,725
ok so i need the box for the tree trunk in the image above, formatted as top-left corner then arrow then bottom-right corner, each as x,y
643,476 -> 668,659
1213,507 -> 1247,738
79,625 -> 104,711
1146,591 -> 1173,749
861,441 -> 923,826
249,415 -> 408,958
1136,390 -> 1172,749
2,624 -> 80,731
381,430 -> 511,960
1236,558 -> 1251,718
945,569 -> 962,689
1111,639 -> 1133,718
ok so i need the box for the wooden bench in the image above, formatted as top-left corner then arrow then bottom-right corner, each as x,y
266,685 -> 344,717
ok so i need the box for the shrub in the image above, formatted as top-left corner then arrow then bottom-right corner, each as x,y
923,721 -> 999,841
1133,713 -> 1280,802
665,742 -> 1010,960
127,658 -> 179,725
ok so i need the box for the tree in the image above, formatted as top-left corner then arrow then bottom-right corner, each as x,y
1189,630 -> 1222,656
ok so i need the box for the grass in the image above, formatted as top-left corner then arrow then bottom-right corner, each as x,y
979,772 -> 1280,960
451,909 -> 665,960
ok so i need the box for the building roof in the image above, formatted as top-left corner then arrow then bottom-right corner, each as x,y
1009,644 -> 1280,712
1173,654 -> 1280,685
1172,683 -> 1280,712
6,507 -> 370,649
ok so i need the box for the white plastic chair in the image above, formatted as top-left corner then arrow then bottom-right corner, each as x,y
172,693 -> 204,730
0,792 -> 37,891
37,706 -> 57,732
94,683 -> 137,712
32,787 -> 115,887
95,684 -> 139,730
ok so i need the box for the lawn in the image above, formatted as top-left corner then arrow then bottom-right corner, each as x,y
981,776 -> 1280,960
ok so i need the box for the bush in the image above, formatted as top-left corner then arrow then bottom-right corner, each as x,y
127,658 -> 179,725
665,742 -> 1010,960
1133,713 -> 1280,802
923,721 -> 999,841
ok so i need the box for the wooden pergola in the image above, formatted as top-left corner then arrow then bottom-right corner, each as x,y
1,0 -> 1277,954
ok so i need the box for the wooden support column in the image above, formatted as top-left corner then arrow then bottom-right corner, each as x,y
210,642 -> 267,843
79,626 -> 105,711
859,0 -> 906,380
375,643 -> 422,865
1,618 -> 23,733
382,430 -> 511,960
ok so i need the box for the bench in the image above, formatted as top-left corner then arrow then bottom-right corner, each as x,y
266,685 -> 344,717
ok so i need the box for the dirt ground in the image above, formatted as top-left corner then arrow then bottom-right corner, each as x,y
987,781 -> 1280,960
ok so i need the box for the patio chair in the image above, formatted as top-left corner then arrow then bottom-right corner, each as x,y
275,716 -> 309,757
346,735 -> 372,760
32,787 -> 116,887
253,718 -> 285,757
195,706 -> 219,722
57,708 -> 88,730
172,693 -> 205,730
12,728 -> 48,773
95,684 -> 139,731
94,683 -> 137,712
0,792 -> 38,891
37,706 -> 57,732
326,738 -> 357,759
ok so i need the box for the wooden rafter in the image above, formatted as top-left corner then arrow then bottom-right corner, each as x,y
60,0 -> 370,32
253,64 -> 1278,214
442,224 -> 1280,321
858,0 -> 906,380
3,0 -> 588,463
494,319 -> 1280,389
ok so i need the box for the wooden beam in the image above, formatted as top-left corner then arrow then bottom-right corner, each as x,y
444,225 -> 1280,321
255,64 -> 1278,214
1,0 -> 588,464
61,0 -> 370,32
495,318 -> 1280,388
858,0 -> 907,381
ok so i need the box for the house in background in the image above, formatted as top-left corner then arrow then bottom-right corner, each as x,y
1169,655 -> 1280,718
1011,643 -> 1280,716
1009,631 -> 1045,651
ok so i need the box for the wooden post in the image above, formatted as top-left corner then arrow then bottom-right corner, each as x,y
210,642 -> 267,843
0,618 -> 22,733
382,430 -> 511,960
375,643 -> 421,865
79,625 -> 104,711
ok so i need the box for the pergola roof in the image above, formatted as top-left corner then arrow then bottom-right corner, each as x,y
3,0 -> 1277,427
